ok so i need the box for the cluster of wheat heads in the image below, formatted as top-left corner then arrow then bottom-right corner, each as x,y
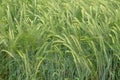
0,0 -> 120,80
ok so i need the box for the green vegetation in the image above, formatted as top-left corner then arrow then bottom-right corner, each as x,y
0,0 -> 120,80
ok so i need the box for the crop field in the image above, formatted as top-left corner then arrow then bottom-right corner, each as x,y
0,0 -> 120,80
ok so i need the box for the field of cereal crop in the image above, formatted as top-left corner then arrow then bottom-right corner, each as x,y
0,0 -> 120,80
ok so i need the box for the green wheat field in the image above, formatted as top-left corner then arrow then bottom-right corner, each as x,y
0,0 -> 120,80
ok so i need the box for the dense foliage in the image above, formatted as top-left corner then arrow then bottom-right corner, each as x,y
0,0 -> 120,80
